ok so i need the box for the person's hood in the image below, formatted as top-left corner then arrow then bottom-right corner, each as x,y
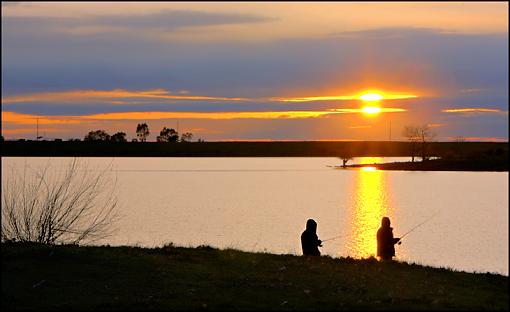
381,217 -> 391,228
306,219 -> 317,233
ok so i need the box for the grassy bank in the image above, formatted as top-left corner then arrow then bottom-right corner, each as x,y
2,243 -> 508,310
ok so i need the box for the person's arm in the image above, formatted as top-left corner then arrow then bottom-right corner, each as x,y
315,235 -> 322,247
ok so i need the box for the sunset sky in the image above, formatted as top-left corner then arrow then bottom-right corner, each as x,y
2,2 -> 508,141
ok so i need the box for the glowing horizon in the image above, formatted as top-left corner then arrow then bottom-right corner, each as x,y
279,91 -> 418,103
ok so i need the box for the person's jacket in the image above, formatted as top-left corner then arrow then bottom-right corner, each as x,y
301,219 -> 321,256
377,225 -> 399,258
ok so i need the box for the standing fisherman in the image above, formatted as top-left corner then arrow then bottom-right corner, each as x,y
301,219 -> 322,256
376,217 -> 400,260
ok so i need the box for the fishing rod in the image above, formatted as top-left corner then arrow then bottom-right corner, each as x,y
321,234 -> 343,243
397,212 -> 439,244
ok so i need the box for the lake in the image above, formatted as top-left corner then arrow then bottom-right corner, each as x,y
2,157 -> 508,275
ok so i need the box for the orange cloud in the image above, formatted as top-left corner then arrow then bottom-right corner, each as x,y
1,128 -> 63,135
279,92 -> 418,102
82,111 -> 335,120
1,88 -> 248,104
328,108 -> 406,113
349,125 -> 373,129
2,111 -> 83,125
2,107 -> 406,129
2,88 -> 420,109
459,136 -> 508,142
441,108 -> 503,113
427,123 -> 444,128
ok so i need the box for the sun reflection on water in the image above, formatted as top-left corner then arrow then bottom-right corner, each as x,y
346,157 -> 394,258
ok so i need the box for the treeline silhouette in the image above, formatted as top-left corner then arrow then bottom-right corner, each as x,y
83,123 -> 198,143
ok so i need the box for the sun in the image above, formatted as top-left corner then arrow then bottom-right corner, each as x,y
361,106 -> 382,115
359,92 -> 383,101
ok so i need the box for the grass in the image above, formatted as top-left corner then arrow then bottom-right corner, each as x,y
2,242 -> 508,310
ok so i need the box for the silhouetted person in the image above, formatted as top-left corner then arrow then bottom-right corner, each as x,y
301,219 -> 322,256
377,217 -> 400,260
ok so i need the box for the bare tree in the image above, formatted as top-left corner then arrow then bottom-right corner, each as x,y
338,154 -> 353,168
1,159 -> 119,245
417,124 -> 437,161
402,126 -> 420,162
180,132 -> 193,143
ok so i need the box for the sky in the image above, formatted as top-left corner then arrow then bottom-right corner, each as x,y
1,1 -> 508,141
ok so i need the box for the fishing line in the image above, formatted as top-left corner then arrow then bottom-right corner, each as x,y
397,211 -> 440,244
321,234 -> 343,242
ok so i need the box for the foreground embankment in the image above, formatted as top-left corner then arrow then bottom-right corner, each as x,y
2,243 -> 508,310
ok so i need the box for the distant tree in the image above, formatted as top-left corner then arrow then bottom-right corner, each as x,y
136,123 -> 150,142
84,130 -> 110,142
197,138 -> 205,143
454,136 -> 466,142
402,126 -> 420,162
338,152 -> 353,168
54,138 -> 63,142
180,132 -> 193,142
403,125 -> 437,162
157,127 -> 179,142
110,132 -> 127,143
419,125 -> 437,161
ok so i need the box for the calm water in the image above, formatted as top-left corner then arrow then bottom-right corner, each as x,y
2,157 -> 508,275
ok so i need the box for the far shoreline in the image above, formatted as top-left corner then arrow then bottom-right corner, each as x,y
2,140 -> 507,171
340,159 -> 508,172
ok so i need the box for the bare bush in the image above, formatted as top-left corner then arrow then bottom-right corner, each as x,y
2,158 -> 120,245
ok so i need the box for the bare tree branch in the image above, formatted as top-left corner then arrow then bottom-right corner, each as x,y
1,158 -> 120,245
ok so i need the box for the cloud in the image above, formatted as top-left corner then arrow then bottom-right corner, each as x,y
1,1 -> 24,7
1,89 -> 410,115
2,105 -> 407,127
349,125 -> 372,129
91,10 -> 274,30
460,88 -> 488,93
278,92 -> 418,102
441,108 -> 504,114
2,111 -> 84,125
1,89 -> 248,105
444,136 -> 508,142
426,123 -> 444,128
330,27 -> 451,39
1,10 -> 273,35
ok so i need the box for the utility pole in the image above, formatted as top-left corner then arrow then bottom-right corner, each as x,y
389,120 -> 392,141
36,118 -> 44,140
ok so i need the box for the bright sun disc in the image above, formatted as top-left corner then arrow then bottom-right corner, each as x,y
360,93 -> 383,101
361,106 -> 382,114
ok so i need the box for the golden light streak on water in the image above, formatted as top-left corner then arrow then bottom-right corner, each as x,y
346,157 -> 394,258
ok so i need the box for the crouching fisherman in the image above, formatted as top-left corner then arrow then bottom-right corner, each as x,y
301,219 -> 322,256
376,217 -> 400,261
